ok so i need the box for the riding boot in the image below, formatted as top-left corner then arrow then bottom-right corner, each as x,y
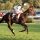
15,14 -> 18,22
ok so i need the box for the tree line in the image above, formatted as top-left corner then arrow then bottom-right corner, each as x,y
0,0 -> 40,10
0,0 -> 19,10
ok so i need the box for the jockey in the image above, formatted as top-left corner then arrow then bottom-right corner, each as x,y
14,5 -> 23,19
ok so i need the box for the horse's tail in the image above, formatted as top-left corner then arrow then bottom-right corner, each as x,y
0,16 -> 4,23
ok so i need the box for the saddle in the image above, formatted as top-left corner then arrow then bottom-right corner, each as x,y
13,13 -> 21,22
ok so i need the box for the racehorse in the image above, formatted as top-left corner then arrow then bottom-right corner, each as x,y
0,10 -> 28,36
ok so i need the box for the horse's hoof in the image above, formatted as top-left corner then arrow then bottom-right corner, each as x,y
14,34 -> 15,36
27,32 -> 28,34
19,30 -> 25,32
19,30 -> 23,32
12,32 -> 15,36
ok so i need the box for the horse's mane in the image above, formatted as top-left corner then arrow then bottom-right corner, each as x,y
23,9 -> 29,14
22,9 -> 29,16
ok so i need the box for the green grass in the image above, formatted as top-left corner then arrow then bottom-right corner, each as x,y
0,23 -> 40,40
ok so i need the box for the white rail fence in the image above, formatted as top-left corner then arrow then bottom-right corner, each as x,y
28,16 -> 40,18
28,16 -> 40,23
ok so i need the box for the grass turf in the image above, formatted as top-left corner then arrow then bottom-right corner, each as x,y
0,23 -> 40,40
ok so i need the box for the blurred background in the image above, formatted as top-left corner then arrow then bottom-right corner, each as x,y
0,0 -> 40,10
0,0 -> 40,23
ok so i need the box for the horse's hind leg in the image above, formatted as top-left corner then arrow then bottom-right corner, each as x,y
19,23 -> 28,34
8,23 -> 15,36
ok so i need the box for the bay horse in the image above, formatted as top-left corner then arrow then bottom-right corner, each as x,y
0,10 -> 28,36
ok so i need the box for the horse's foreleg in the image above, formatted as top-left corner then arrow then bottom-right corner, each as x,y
24,24 -> 28,34
19,23 -> 28,34
25,25 -> 28,34
8,15 -> 15,36
8,23 -> 15,36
